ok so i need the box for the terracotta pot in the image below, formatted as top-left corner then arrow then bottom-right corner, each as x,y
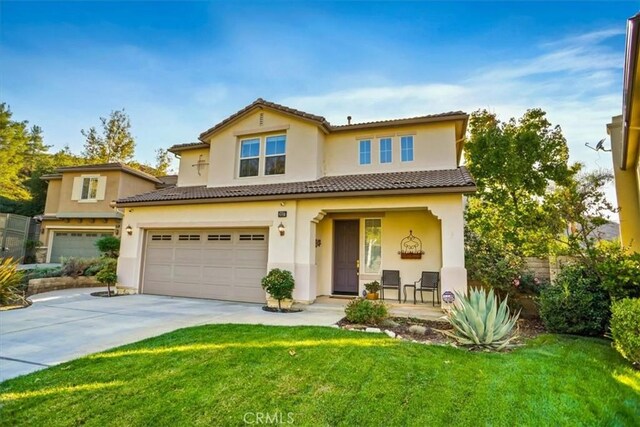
366,292 -> 379,300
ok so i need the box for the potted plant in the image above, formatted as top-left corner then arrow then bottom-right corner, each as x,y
261,268 -> 295,311
364,280 -> 380,300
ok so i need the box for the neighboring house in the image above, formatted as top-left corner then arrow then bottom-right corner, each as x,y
39,163 -> 163,263
115,99 -> 475,304
608,12 -> 640,253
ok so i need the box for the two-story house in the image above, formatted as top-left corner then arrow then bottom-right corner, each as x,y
39,163 -> 162,262
115,99 -> 476,304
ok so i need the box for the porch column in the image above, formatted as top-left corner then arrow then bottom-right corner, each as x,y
292,214 -> 321,304
435,199 -> 467,302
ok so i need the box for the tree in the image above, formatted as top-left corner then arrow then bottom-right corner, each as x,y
153,148 -> 172,176
465,109 -> 579,257
81,109 -> 135,163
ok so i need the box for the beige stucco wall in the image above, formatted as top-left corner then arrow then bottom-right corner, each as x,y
203,109 -> 325,187
43,179 -> 62,216
117,173 -> 157,200
176,148 -> 210,187
55,170 -> 122,215
324,122 -> 458,176
117,193 -> 466,304
608,116 -> 640,252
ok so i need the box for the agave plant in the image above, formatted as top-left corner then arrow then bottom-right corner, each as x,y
440,287 -> 520,350
0,257 -> 26,307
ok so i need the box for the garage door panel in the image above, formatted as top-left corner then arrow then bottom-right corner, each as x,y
143,228 -> 268,303
50,231 -> 106,262
174,248 -> 205,263
202,266 -> 234,283
146,248 -> 174,262
202,248 -> 235,263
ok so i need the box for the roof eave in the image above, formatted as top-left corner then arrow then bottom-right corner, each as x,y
622,13 -> 640,170
115,185 -> 476,208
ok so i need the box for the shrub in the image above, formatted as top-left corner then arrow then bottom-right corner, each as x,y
539,263 -> 610,336
96,258 -> 118,296
61,258 -> 98,278
261,269 -> 295,310
440,287 -> 519,350
344,298 -> 388,324
84,262 -> 103,277
610,298 -> 640,366
96,236 -> 121,258
0,258 -> 26,306
595,244 -> 640,301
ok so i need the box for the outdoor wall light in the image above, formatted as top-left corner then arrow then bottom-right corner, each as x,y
126,225 -> 133,236
278,222 -> 285,236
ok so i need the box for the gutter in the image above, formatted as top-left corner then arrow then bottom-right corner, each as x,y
115,185 -> 477,208
622,13 -> 640,170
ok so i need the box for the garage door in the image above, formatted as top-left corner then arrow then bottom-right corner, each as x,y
142,229 -> 268,303
50,231 -> 111,262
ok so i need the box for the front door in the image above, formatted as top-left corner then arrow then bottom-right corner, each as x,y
333,220 -> 359,295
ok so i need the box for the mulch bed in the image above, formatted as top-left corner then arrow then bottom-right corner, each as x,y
262,306 -> 303,313
336,316 -> 546,346
90,291 -> 125,298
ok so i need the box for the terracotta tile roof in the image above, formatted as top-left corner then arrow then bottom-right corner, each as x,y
116,167 -> 475,205
199,98 -> 332,140
54,162 -> 162,183
168,142 -> 209,153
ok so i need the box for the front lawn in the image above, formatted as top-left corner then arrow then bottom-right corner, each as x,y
1,325 -> 638,426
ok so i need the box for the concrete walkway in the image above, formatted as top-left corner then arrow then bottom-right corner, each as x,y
0,288 -> 344,382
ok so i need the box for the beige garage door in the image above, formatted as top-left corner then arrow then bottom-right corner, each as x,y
142,229 -> 268,303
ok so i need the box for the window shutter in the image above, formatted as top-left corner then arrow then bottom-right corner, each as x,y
96,176 -> 107,200
71,177 -> 82,200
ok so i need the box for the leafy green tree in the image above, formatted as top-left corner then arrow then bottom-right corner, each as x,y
153,148 -> 172,175
465,109 -> 578,257
81,109 -> 135,163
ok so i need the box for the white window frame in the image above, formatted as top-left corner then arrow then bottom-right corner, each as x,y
363,218 -> 382,274
79,176 -> 99,202
264,134 -> 287,175
238,138 -> 261,178
379,137 -> 392,164
400,135 -> 414,162
358,139 -> 372,165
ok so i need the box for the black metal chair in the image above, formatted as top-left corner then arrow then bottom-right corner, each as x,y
380,270 -> 401,303
403,271 -> 440,306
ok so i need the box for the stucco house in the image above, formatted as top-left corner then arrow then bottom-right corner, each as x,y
39,163 -> 164,262
115,99 -> 476,304
608,12 -> 640,253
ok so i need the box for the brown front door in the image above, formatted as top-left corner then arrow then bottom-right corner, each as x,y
333,220 -> 359,295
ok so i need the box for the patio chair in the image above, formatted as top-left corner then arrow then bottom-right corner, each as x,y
380,270 -> 401,303
403,271 -> 440,306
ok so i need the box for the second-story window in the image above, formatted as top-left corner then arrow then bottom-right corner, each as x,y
239,138 -> 260,177
359,140 -> 371,165
379,138 -> 392,163
401,136 -> 414,162
81,177 -> 99,200
265,135 -> 286,175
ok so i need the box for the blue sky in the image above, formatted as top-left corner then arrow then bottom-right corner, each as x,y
1,1 -> 637,193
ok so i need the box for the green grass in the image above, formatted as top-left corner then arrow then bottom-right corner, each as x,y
1,325 -> 638,426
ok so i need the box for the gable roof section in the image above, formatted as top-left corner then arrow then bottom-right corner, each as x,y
199,98 -> 332,141
52,163 -> 162,183
168,142 -> 210,153
116,167 -> 475,206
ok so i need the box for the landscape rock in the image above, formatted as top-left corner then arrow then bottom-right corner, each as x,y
365,327 -> 382,333
408,325 -> 427,335
380,319 -> 400,328
384,330 -> 396,338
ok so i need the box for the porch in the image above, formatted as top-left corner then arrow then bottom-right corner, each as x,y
311,295 -> 445,321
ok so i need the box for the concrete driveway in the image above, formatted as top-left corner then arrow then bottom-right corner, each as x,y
0,288 -> 344,382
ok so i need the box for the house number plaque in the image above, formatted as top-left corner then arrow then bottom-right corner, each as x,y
278,211 -> 287,218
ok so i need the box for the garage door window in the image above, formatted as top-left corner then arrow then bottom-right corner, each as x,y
208,234 -> 232,241
151,234 -> 172,241
178,234 -> 200,241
